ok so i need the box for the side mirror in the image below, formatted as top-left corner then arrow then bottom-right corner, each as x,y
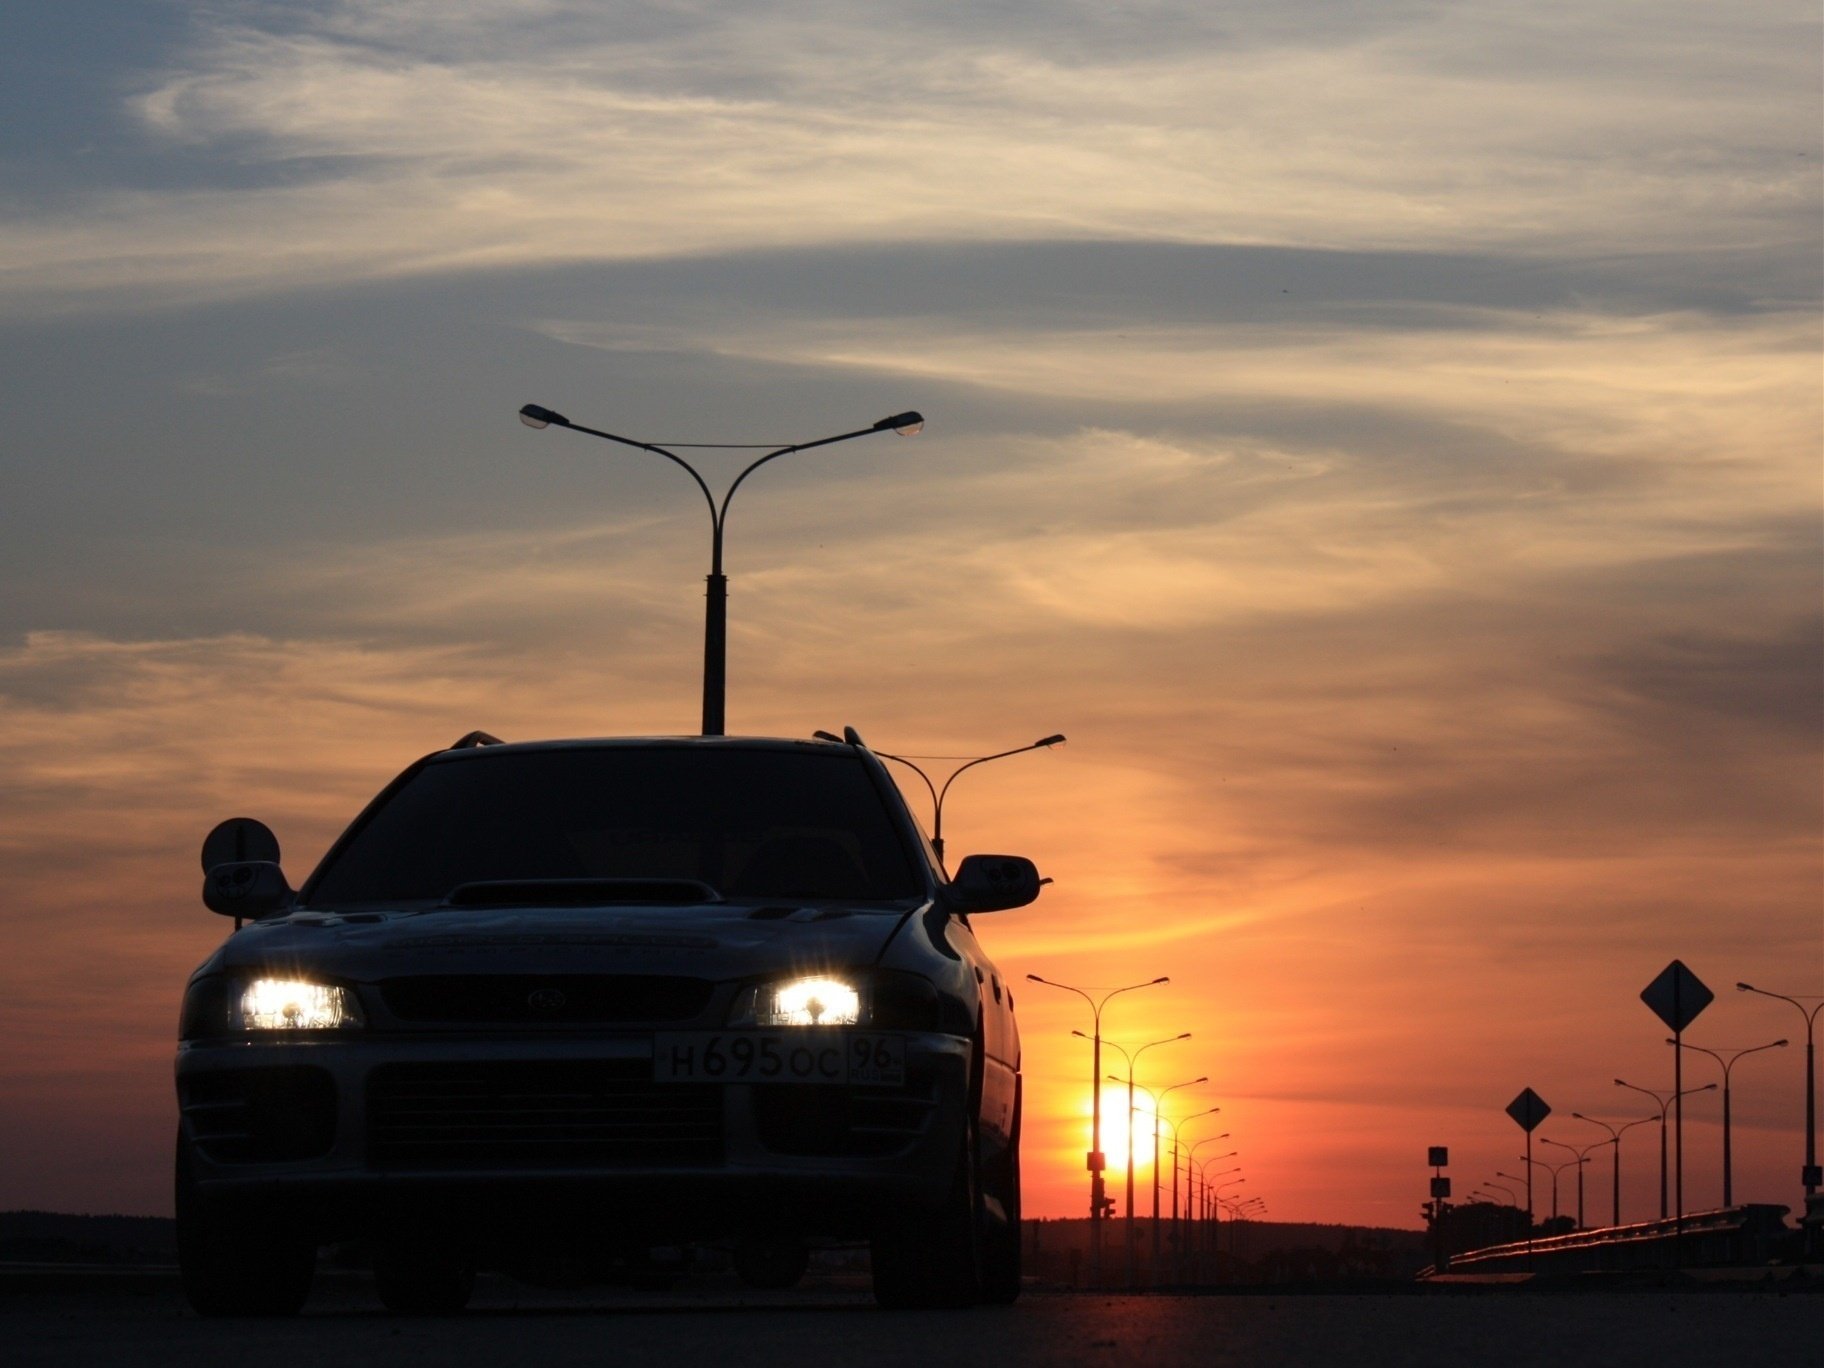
201,817 -> 281,871
943,854 -> 1043,914
202,861 -> 295,918
201,818 -> 290,918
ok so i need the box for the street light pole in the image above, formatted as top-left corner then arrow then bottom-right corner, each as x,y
877,735 -> 1066,872
1100,1033 -> 1189,1288
1571,1112 -> 1657,1227
518,403 -> 922,736
1669,1036 -> 1789,1207
1520,1154 -> 1581,1226
1167,1112 -> 1222,1281
1615,1079 -> 1716,1219
1736,983 -> 1824,1198
1135,1078 -> 1207,1278
1027,974 -> 1169,1285
1539,1138 -> 1604,1229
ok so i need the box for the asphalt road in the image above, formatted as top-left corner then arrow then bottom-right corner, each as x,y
6,1273 -> 1817,1368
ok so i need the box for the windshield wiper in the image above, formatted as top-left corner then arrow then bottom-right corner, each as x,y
442,878 -> 723,908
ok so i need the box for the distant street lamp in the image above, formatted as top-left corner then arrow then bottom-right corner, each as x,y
1736,983 -> 1824,1197
1669,1036 -> 1788,1207
1538,1137 -> 1605,1228
518,402 -> 922,736
1027,974 -> 1168,1284
1164,1110 -> 1222,1276
1520,1153 -> 1582,1226
876,735 -> 1066,871
1495,1170 -> 1533,1225
1099,1032 -> 1190,1288
1134,1077 -> 1208,1276
1615,1078 -> 1717,1219
1571,1112 -> 1658,1227
1479,1178 -> 1518,1206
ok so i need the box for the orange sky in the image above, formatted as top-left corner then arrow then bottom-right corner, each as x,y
0,2 -> 1819,1228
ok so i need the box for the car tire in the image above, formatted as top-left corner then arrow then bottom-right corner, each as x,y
175,1135 -> 315,1318
373,1239 -> 476,1314
870,1123 -> 982,1309
978,1081 -> 1023,1305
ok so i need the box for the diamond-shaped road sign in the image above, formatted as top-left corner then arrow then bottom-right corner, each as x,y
1641,959 -> 1713,1034
1506,1087 -> 1550,1133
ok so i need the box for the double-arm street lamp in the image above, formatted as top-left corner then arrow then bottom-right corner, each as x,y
1736,982 -> 1824,1197
1098,1032 -> 1190,1287
1027,974 -> 1168,1284
1669,1036 -> 1788,1207
878,735 -> 1066,871
1519,1153 -> 1583,1226
1539,1137 -> 1606,1228
1571,1112 -> 1657,1227
1615,1078 -> 1716,1219
518,402 -> 923,735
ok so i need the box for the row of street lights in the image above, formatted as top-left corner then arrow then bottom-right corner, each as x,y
1470,978 -> 1818,1232
1027,972 -> 1258,1286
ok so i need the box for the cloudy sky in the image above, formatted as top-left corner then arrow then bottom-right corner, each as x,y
2,1 -> 1818,1228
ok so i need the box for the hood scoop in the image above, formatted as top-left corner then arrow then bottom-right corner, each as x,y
444,878 -> 722,909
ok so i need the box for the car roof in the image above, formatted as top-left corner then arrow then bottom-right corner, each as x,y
424,734 -> 860,763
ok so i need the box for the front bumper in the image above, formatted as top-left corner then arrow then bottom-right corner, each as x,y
175,1030 -> 970,1243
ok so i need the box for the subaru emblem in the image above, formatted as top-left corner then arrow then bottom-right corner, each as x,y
527,987 -> 567,1014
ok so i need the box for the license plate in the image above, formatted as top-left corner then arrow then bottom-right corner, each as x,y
653,1031 -> 905,1086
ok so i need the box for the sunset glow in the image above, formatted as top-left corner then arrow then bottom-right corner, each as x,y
1,3 -> 1818,1232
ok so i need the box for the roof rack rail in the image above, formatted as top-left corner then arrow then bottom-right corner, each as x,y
449,730 -> 505,750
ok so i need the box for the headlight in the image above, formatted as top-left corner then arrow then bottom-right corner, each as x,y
741,976 -> 861,1027
233,977 -> 364,1031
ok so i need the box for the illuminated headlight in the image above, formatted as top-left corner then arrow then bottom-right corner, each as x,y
233,977 -> 364,1031
745,976 -> 861,1027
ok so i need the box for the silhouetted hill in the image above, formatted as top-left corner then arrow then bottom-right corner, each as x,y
0,1211 -> 177,1264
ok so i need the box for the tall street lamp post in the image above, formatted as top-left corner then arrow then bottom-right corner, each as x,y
1669,1036 -> 1788,1207
1615,1078 -> 1716,1219
518,402 -> 922,736
876,736 -> 1065,872
1571,1112 -> 1657,1227
1134,1078 -> 1208,1278
1210,1174 -> 1245,1260
1736,983 -> 1824,1197
1100,1032 -> 1190,1287
1027,974 -> 1169,1285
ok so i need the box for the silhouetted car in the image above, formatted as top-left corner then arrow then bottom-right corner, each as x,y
176,731 -> 1038,1314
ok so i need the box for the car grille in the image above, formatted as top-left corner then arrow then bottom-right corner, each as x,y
376,975 -> 714,1025
180,1067 -> 338,1163
752,1065 -> 940,1158
367,1060 -> 722,1169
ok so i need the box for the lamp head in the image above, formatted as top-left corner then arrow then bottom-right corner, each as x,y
874,410 -> 924,435
1736,982 -> 1753,992
518,403 -> 567,429
1036,733 -> 1067,748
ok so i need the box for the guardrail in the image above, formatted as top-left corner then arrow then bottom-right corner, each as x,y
1431,1204 -> 1793,1275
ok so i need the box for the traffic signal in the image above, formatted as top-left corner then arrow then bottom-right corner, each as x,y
1098,1195 -> 1117,1218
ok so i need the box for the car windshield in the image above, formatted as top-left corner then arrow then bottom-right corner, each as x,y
305,746 -> 923,908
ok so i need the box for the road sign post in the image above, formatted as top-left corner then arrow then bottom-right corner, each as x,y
1507,1089 -> 1551,1264
1642,960 -> 1713,1257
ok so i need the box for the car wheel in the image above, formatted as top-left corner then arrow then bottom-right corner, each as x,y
870,1123 -> 982,1309
978,1082 -> 1023,1305
175,1134 -> 315,1317
373,1238 -> 476,1314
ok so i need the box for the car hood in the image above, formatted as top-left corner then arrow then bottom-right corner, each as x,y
210,902 -> 921,983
